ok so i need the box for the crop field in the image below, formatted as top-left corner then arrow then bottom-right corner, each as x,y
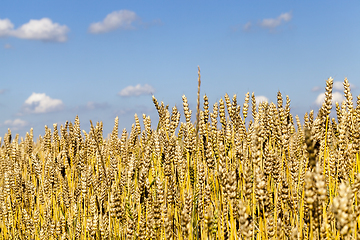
0,76 -> 360,239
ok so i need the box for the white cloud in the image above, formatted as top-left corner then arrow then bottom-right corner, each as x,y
315,92 -> 345,106
23,93 -> 64,113
89,10 -> 139,34
333,81 -> 343,91
4,119 -> 28,130
243,22 -> 252,31
140,19 -> 162,28
0,18 -> 69,42
0,19 -> 14,36
118,84 -> 155,97
312,86 -> 321,92
114,105 -> 154,116
313,80 -> 357,93
332,92 -> 345,104
255,95 -> 269,105
13,18 -> 69,42
315,93 -> 326,105
260,11 -> 292,30
85,101 -> 109,110
4,43 -> 12,49
333,81 -> 357,91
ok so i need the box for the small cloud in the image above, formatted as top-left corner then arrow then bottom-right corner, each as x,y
85,101 -> 109,110
239,11 -> 292,33
255,95 -> 269,105
113,105 -> 154,116
118,84 -> 155,97
4,43 -> 12,49
140,18 -> 163,29
0,18 -> 69,42
0,89 -> 5,94
4,118 -> 28,130
114,108 -> 133,115
72,101 -> 110,112
23,93 -> 64,114
315,92 -> 345,106
233,22 -> 252,32
243,22 -> 252,31
312,86 -> 321,92
88,10 -> 139,34
260,11 -> 292,30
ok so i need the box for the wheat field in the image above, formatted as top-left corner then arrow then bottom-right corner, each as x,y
0,77 -> 359,239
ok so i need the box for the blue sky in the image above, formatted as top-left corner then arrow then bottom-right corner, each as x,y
1,1 -> 359,138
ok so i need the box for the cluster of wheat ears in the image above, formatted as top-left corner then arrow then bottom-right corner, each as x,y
0,75 -> 360,240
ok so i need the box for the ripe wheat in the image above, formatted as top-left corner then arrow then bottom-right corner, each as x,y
0,77 -> 360,239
